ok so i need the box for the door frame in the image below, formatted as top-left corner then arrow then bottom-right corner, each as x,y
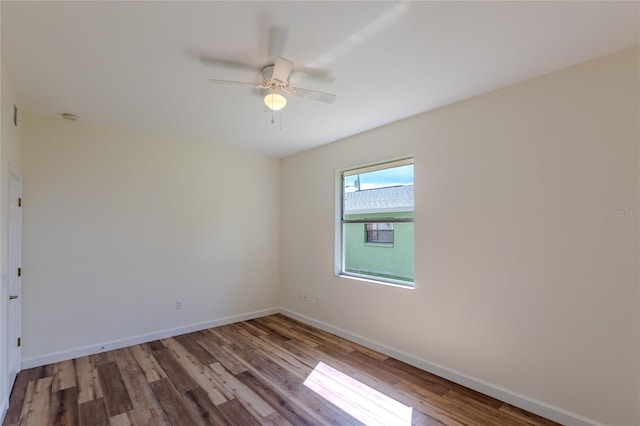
6,164 -> 22,398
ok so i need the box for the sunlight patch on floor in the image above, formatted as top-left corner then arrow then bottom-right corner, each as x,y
303,361 -> 413,425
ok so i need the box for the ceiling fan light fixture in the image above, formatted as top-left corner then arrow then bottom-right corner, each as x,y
264,92 -> 287,111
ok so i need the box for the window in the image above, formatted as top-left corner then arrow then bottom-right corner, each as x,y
365,223 -> 394,244
339,158 -> 414,287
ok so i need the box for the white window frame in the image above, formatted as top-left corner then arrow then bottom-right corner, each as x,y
335,157 -> 415,288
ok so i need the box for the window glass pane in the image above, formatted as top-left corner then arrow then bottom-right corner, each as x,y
344,222 -> 413,282
342,161 -> 414,285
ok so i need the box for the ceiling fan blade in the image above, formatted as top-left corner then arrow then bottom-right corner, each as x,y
272,57 -> 294,83
292,65 -> 332,79
289,87 -> 337,104
208,79 -> 259,88
268,26 -> 288,58
200,56 -> 259,71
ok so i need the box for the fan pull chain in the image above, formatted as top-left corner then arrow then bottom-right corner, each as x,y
271,108 -> 274,124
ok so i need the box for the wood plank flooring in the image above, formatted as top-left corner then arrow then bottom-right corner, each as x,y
3,314 -> 559,426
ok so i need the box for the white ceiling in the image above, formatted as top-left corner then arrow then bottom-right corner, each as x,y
2,1 -> 638,158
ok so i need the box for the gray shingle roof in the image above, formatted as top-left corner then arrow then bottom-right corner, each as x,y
344,185 -> 414,214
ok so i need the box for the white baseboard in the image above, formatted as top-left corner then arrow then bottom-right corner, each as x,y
21,307 -> 279,369
279,308 -> 603,426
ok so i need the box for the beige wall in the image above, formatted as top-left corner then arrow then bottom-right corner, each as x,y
21,114 -> 280,361
281,47 -> 639,425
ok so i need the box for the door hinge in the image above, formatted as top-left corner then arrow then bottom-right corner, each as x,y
18,267 -> 21,277
17,337 -> 21,347
18,198 -> 22,207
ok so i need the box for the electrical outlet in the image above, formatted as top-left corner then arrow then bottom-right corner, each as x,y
176,301 -> 183,310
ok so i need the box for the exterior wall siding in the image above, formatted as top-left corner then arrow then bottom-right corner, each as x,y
344,212 -> 414,282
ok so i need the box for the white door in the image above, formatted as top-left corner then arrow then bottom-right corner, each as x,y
7,171 -> 21,392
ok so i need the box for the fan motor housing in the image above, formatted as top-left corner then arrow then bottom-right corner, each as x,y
262,65 -> 275,80
261,64 -> 290,92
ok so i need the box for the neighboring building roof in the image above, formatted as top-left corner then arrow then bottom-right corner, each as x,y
344,185 -> 414,215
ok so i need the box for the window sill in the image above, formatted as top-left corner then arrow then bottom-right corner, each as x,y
337,273 -> 415,289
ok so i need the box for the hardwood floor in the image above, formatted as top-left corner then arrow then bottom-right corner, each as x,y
3,314 -> 559,426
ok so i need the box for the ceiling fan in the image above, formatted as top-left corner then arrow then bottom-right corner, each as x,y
207,56 -> 337,111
